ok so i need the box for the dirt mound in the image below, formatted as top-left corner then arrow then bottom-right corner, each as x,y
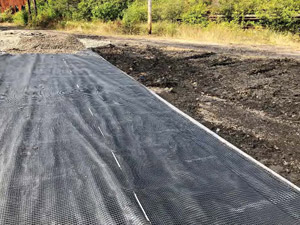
16,32 -> 84,53
1,31 -> 85,54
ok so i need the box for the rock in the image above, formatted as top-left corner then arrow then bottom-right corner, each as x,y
149,87 -> 173,94
139,76 -> 146,82
269,165 -> 284,173
260,158 -> 269,164
164,87 -> 173,93
289,173 -> 299,183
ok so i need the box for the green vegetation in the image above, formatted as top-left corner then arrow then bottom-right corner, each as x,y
1,0 -> 299,32
217,0 -> 300,33
0,0 -> 299,47
12,10 -> 28,26
0,9 -> 13,23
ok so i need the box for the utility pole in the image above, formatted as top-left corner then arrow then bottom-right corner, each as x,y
148,0 -> 152,35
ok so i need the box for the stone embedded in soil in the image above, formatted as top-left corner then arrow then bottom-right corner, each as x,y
269,165 -> 284,174
149,87 -> 173,94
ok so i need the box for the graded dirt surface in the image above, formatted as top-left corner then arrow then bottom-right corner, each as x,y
93,44 -> 300,186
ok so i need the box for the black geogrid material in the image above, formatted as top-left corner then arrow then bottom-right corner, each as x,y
0,52 -> 299,225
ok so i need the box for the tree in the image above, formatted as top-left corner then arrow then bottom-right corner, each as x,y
27,0 -> 31,16
33,0 -> 38,16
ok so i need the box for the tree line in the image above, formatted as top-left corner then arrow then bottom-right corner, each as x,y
27,0 -> 38,16
1,0 -> 299,33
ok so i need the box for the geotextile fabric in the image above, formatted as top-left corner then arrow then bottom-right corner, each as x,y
0,52 -> 299,224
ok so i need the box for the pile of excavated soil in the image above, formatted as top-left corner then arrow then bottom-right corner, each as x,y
94,44 -> 300,186
0,30 -> 84,54
0,31 -> 21,53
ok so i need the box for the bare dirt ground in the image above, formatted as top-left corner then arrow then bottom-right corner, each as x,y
0,25 -> 300,186
0,27 -> 84,54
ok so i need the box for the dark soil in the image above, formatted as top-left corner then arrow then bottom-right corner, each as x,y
94,44 -> 300,186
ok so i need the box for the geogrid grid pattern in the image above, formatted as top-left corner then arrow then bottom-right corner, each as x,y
0,52 -> 299,224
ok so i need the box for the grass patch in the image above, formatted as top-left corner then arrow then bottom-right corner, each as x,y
58,21 -> 123,35
58,21 -> 300,50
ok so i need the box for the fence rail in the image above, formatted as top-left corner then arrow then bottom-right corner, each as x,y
209,14 -> 300,22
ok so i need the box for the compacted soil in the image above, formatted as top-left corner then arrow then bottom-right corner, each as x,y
93,44 -> 300,186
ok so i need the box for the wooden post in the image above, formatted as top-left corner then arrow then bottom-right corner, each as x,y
148,0 -> 152,35
27,0 -> 31,16
33,0 -> 37,16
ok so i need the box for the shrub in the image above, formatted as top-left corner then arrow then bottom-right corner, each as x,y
218,0 -> 258,21
123,0 -> 148,25
12,10 -> 28,26
182,0 -> 209,25
0,9 -> 13,23
121,0 -> 148,34
29,3 -> 58,28
217,0 -> 300,33
159,0 -> 184,22
92,0 -> 129,21
74,0 -> 97,21
256,0 -> 300,33
73,0 -> 131,21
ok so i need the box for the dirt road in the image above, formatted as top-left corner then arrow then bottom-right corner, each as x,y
0,26 -> 300,186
